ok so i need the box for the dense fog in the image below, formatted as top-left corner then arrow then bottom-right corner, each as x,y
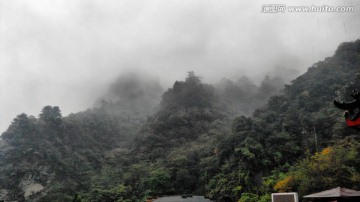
1,0 -> 360,133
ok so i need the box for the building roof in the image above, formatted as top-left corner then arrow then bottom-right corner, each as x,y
153,195 -> 212,202
303,187 -> 360,198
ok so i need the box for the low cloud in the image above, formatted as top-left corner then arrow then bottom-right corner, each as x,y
1,0 -> 360,133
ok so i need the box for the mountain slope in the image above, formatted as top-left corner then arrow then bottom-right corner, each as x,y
0,39 -> 359,202
208,39 -> 360,201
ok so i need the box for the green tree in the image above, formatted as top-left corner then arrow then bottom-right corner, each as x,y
142,168 -> 173,195
39,105 -> 62,125
274,141 -> 360,195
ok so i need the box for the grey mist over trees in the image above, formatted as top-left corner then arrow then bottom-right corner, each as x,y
95,71 -> 164,118
215,68 -> 294,116
1,39 -> 360,201
94,69 -> 296,120
0,39 -> 360,201
1,0 -> 360,133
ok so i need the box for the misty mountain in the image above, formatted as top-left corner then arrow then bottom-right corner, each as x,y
132,72 -> 223,160
0,39 -> 360,202
215,74 -> 288,116
96,72 -> 164,118
0,73 -> 165,201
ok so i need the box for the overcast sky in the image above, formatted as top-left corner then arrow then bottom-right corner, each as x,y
1,0 -> 360,133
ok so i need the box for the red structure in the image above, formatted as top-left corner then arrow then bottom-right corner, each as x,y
345,116 -> 360,127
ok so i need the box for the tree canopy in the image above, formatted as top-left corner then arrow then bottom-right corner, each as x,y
1,39 -> 360,202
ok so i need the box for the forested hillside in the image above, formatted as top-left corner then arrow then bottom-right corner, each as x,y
1,39 -> 360,202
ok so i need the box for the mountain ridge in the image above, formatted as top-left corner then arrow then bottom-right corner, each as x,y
0,39 -> 360,202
